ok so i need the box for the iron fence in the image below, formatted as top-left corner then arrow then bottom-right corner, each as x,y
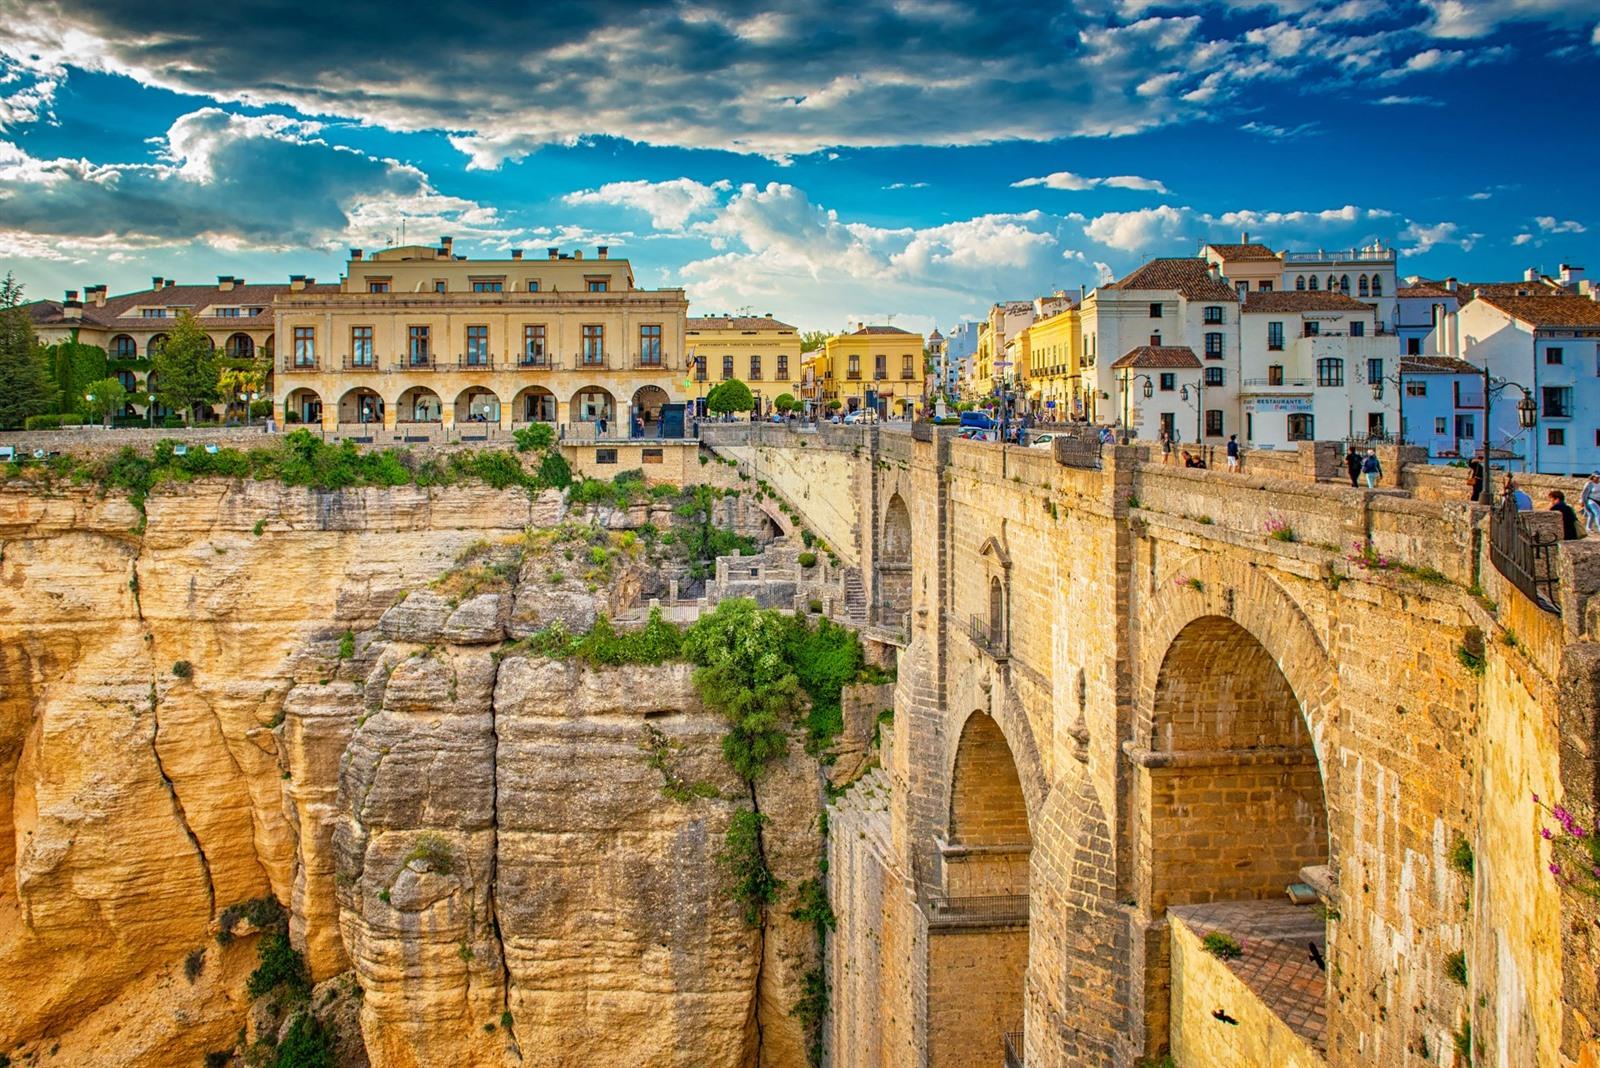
1003,1030 -> 1025,1068
1489,495 -> 1560,614
969,613 -> 1007,658
927,890 -> 1029,924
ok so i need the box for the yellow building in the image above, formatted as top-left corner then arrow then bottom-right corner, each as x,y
684,314 -> 803,414
1020,303 -> 1083,418
273,240 -> 688,438
814,326 -> 926,417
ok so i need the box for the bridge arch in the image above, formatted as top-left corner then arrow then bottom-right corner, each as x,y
877,492 -> 913,625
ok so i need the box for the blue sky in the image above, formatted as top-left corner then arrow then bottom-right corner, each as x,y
0,0 -> 1596,335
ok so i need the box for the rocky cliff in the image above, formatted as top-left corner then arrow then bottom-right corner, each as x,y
0,479 -> 821,1067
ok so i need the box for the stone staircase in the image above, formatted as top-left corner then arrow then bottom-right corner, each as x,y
841,567 -> 869,624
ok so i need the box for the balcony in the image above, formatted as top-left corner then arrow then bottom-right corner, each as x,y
575,352 -> 610,370
401,355 -> 438,370
874,370 -> 888,381
632,353 -> 667,370
847,370 -> 862,381
1283,247 -> 1395,264
457,355 -> 496,370
901,370 -> 916,380
283,359 -> 319,373
341,355 -> 379,371
969,614 -> 1008,659
1240,377 -> 1313,393
516,352 -> 558,370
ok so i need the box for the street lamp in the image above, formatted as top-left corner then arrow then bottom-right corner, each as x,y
1479,369 -> 1537,509
1179,382 -> 1203,444
1120,371 -> 1153,437
1369,371 -> 1406,446
148,392 -> 157,429
246,391 -> 259,428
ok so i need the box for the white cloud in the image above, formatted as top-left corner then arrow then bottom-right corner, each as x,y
1398,220 -> 1471,255
562,178 -> 730,231
1421,0 -> 1598,38
1513,233 -> 1534,245
1240,120 -> 1319,139
1535,215 -> 1587,234
884,181 -> 929,190
1082,205 -> 1188,252
1012,170 -> 1169,194
1375,94 -> 1443,106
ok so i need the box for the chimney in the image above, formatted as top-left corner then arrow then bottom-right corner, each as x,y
510,249 -> 523,261
87,284 -> 107,307
217,275 -> 235,291
1560,263 -> 1585,285
597,245 -> 608,260
350,248 -> 363,262
1444,277 -> 1457,291
289,274 -> 307,292
440,236 -> 454,256
1241,230 -> 1249,244
548,247 -> 559,261
164,279 -> 175,288
62,290 -> 82,320
1525,266 -> 1540,282
152,276 -> 164,290
573,250 -> 583,260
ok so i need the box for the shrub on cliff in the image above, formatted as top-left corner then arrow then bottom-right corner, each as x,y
718,809 -> 781,926
247,926 -> 311,1001
273,1010 -> 336,1068
683,599 -> 803,782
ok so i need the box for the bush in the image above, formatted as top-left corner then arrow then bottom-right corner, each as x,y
1449,836 -> 1474,877
247,927 -> 311,1000
1446,949 -> 1468,987
718,808 -> 781,925
512,422 -> 555,452
22,413 -> 84,430
172,660 -> 193,679
797,551 -> 817,568
402,833 -> 454,875
185,947 -> 206,982
536,449 -> 572,489
1201,932 -> 1242,960
274,1010 -> 336,1068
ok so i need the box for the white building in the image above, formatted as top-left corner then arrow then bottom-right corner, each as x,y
1238,291 -> 1391,449
1397,281 -> 1459,357
1280,243 -> 1398,335
1434,289 -> 1600,474
1084,258 -> 1238,442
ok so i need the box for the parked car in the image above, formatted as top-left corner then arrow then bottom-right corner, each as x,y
1027,433 -> 1056,449
956,427 -> 997,442
958,411 -> 996,430
843,409 -> 880,425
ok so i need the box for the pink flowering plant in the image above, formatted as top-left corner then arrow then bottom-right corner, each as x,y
1264,516 -> 1297,543
1534,792 -> 1600,899
1347,539 -> 1392,570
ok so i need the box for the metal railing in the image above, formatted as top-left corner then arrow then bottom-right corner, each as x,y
1003,1031 -> 1025,1068
516,352 -> 558,369
1490,495 -> 1560,614
575,352 -> 610,369
282,359 -> 319,373
457,355 -> 496,370
1241,376 -> 1313,388
927,890 -> 1029,923
969,614 -> 1008,658
342,355 -> 379,371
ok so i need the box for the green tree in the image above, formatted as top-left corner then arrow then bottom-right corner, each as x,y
707,378 -> 755,417
773,392 -> 798,413
217,357 -> 268,423
800,330 -> 829,353
0,274 -> 57,428
46,338 -> 109,414
82,376 -> 128,427
152,310 -> 219,422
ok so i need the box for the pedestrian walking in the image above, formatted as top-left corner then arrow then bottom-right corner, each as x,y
1361,450 -> 1381,489
1579,473 -> 1600,534
1159,429 -> 1173,464
1226,434 -> 1240,473
1505,475 -> 1533,511
1549,490 -> 1581,540
1467,455 -> 1485,503
1345,446 -> 1362,487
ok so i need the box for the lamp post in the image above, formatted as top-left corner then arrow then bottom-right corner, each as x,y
246,391 -> 258,428
1479,368 -> 1539,509
1370,371 -> 1405,445
1120,371 -> 1153,437
148,392 -> 157,429
1179,382 -> 1203,445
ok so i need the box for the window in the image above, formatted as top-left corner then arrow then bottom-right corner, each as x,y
581,324 -> 605,364
408,325 -> 430,365
526,280 -> 540,293
1149,333 -> 1161,347
1206,409 -> 1224,436
368,280 -> 390,293
1303,320 -> 1320,337
777,354 -> 789,379
750,354 -> 762,380
1543,385 -> 1572,418
595,448 -> 618,464
351,326 -> 374,366
848,354 -> 860,379
722,354 -> 734,380
695,355 -> 707,381
1327,275 -> 1337,291
1295,275 -> 1306,291
1370,276 -> 1382,296
874,354 -> 887,380
1204,332 -> 1223,358
1435,417 -> 1447,435
1339,275 -> 1350,294
1236,282 -> 1248,301
471,279 -> 504,293
1259,281 -> 1273,293
1455,414 -> 1475,440
1368,358 -> 1384,388
1287,413 -> 1314,441
1316,358 -> 1344,387
1546,346 -> 1564,365
643,448 -> 664,464
1268,364 -> 1284,386
141,307 -> 167,318
587,279 -> 608,292
1204,306 -> 1224,324
1368,412 -> 1385,438
1158,373 -> 1175,391
1308,275 -> 1319,290
111,335 -> 136,358
465,325 -> 489,365
1351,320 -> 1365,337
1246,412 -> 1254,441
639,324 -> 662,366
1267,321 -> 1285,350
1406,379 -> 1427,397
1406,336 -> 1422,355
523,325 -> 547,365
1548,428 -> 1566,446
217,307 -> 242,318
902,353 -> 914,378
293,326 -> 316,366
1358,275 -> 1369,297
434,280 -> 447,293
1204,367 -> 1224,387
1149,302 -> 1163,318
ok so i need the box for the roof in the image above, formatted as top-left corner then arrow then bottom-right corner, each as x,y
1242,290 -> 1372,314
851,325 -> 914,335
1401,356 -> 1479,375
1205,242 -> 1279,262
927,328 -> 943,339
1110,345 -> 1202,370
687,314 -> 797,331
1105,258 -> 1238,302
1397,282 -> 1457,299
1474,293 -> 1600,328
25,281 -> 337,329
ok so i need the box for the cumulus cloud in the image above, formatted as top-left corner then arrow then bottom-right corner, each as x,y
1082,205 -> 1188,252
0,107 -> 506,253
563,178 -> 730,231
0,0 -> 1572,164
1535,216 -> 1587,234
1398,220 -> 1471,255
1011,171 -> 1169,194
1512,233 -> 1535,246
1420,0 -> 1598,39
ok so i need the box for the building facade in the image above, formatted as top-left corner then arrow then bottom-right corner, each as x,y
272,242 -> 689,438
814,326 -> 926,416
685,314 -> 803,415
1019,300 -> 1082,418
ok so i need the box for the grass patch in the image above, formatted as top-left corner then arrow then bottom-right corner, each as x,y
1201,932 -> 1243,960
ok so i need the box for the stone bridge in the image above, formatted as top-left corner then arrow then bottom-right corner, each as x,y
702,423 -> 1600,1068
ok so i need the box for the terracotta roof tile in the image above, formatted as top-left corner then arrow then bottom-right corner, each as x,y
687,314 -> 797,331
1396,283 -> 1456,299
851,325 -> 915,335
1205,242 -> 1279,261
1110,345 -> 1202,370
1401,356 -> 1478,375
1476,293 -> 1600,328
26,281 -> 336,329
1242,291 -> 1372,313
1106,258 -> 1238,302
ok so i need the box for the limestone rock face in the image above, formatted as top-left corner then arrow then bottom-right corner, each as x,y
0,479 -> 818,1068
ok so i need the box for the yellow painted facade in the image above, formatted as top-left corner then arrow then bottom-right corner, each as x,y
816,327 -> 926,416
1021,307 -> 1083,417
272,243 -> 688,435
684,315 -> 804,414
